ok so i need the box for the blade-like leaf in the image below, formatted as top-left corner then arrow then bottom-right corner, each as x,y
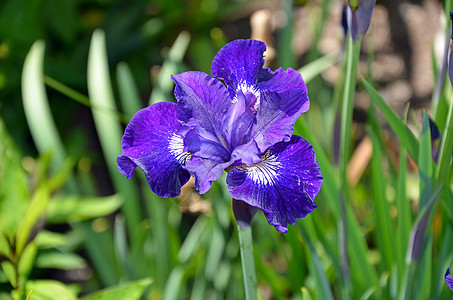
46,194 -> 123,224
362,78 -> 420,161
87,29 -> 141,230
81,278 -> 152,300
16,184 -> 49,256
21,41 -> 65,171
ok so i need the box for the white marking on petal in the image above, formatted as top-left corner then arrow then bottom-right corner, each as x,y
168,133 -> 191,165
240,151 -> 280,185
233,81 -> 261,108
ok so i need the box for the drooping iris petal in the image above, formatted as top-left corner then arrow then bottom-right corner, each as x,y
226,135 -> 323,233
211,39 -> 266,99
172,71 -> 230,144
253,89 -> 310,153
117,102 -> 191,198
446,268 -> 453,292
183,127 -> 233,194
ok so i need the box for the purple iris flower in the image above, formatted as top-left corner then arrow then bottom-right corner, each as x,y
446,268 -> 453,299
117,39 -> 323,233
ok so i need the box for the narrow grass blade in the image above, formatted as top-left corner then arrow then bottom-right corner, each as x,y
16,183 -> 48,257
87,29 -> 141,231
395,147 -> 411,287
362,77 -> 420,161
81,278 -> 152,300
299,223 -> 335,300
369,129 -> 395,271
435,92 -> 453,185
339,39 -> 361,182
298,52 -> 338,84
149,31 -> 190,105
116,62 -> 142,119
413,237 -> 432,300
162,267 -> 185,300
21,41 -> 65,171
346,207 -> 381,298
419,111 -> 434,211
278,0 -> 295,68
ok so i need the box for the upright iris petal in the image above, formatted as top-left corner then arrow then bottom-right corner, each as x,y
211,39 -> 266,100
117,102 -> 191,198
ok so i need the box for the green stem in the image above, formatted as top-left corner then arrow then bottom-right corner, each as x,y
339,39 -> 361,180
435,91 -> 453,185
238,225 -> 257,300
338,37 -> 361,299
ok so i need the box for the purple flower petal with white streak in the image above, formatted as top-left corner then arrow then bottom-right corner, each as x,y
446,268 -> 453,292
226,135 -> 323,233
183,127 -> 232,194
117,102 -> 191,198
211,39 -> 266,99
253,89 -> 310,153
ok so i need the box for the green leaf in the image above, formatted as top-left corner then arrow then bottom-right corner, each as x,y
149,31 -> 191,105
435,92 -> 453,185
16,183 -> 49,257
116,62 -> 142,120
21,41 -> 66,172
299,222 -> 334,300
87,29 -> 141,232
81,278 -> 153,300
18,242 -> 37,287
34,231 -> 68,249
362,78 -> 419,161
46,194 -> 123,223
0,118 -> 30,240
369,129 -> 395,270
0,232 -> 11,258
418,111 -> 434,211
35,251 -> 86,270
1,260 -> 17,288
298,52 -> 338,84
162,267 -> 185,300
24,280 -> 77,300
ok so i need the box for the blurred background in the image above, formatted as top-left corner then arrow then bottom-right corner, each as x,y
1,0 -> 452,299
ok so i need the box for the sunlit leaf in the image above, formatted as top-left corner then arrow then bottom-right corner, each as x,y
81,278 -> 153,300
46,194 -> 123,223
24,280 -> 77,300
36,251 -> 86,270
16,184 -> 49,257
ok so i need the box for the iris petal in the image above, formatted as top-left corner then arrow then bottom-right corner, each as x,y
172,71 -> 230,145
253,89 -> 310,153
226,135 -> 323,233
211,39 -> 266,99
446,268 -> 453,291
117,102 -> 191,198
258,67 -> 308,95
